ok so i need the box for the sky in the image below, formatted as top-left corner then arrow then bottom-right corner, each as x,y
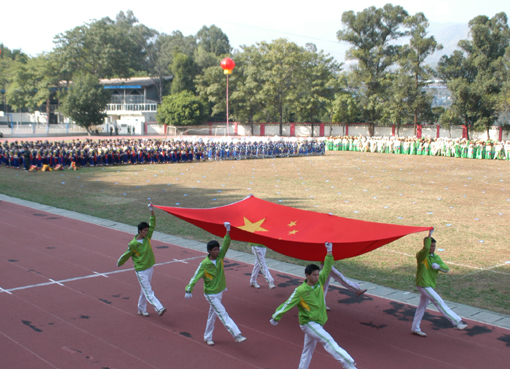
2,0 -> 509,62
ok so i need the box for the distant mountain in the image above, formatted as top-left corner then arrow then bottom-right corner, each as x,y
426,22 -> 469,65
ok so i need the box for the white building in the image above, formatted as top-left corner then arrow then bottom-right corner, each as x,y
100,76 -> 172,135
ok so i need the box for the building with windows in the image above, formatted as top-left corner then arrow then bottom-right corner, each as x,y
100,76 -> 172,134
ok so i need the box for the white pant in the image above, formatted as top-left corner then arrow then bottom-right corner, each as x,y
250,246 -> 274,284
299,321 -> 355,369
204,291 -> 241,341
412,286 -> 462,331
324,266 -> 361,298
135,267 -> 164,313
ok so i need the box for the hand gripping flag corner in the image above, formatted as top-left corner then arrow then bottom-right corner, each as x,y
155,195 -> 432,261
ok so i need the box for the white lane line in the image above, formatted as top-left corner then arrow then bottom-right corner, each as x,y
0,255 -> 203,294
93,271 -> 109,278
0,286 -> 13,295
173,258 -> 188,264
49,279 -> 65,286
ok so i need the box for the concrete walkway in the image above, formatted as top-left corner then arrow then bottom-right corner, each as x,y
2,193 -> 509,330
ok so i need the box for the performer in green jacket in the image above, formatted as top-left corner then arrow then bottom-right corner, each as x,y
411,230 -> 467,336
270,242 -> 357,369
185,222 -> 246,346
117,203 -> 166,318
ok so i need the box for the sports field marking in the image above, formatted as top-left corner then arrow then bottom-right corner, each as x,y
172,258 -> 189,264
385,249 -> 510,275
0,286 -> 13,295
0,255 -> 203,294
93,271 -> 109,278
48,278 -> 64,286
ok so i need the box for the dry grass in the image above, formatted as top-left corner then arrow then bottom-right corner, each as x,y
1,150 -> 509,313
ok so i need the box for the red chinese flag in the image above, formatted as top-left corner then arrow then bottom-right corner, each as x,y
155,195 -> 432,261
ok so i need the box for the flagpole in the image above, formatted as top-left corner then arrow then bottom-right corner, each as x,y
220,58 -> 235,137
226,74 -> 229,136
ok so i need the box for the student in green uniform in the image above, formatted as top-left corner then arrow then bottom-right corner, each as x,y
411,230 -> 467,337
270,242 -> 357,369
185,222 -> 246,346
117,203 -> 166,317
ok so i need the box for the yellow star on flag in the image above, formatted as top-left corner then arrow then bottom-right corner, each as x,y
289,229 -> 299,235
288,220 -> 297,227
238,217 -> 268,233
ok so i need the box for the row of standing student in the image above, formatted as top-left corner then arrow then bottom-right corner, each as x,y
117,205 -> 467,369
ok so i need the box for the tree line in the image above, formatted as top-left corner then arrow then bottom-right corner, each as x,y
1,5 -> 509,137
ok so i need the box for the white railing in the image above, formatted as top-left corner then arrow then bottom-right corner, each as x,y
106,103 -> 158,112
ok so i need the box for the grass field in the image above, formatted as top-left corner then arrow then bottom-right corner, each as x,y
1,150 -> 509,314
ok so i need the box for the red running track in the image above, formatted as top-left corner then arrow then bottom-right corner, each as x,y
0,201 -> 509,369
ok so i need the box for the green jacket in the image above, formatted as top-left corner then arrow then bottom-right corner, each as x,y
415,237 -> 449,288
272,255 -> 333,326
117,215 -> 156,272
185,235 -> 231,295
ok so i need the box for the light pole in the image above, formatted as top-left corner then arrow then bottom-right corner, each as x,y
220,58 -> 235,136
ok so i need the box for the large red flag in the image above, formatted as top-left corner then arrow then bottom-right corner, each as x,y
155,195 -> 432,261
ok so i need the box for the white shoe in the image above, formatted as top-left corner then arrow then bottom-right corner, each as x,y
158,308 -> 167,317
235,335 -> 247,343
268,282 -> 276,289
204,339 -> 215,346
455,322 -> 468,330
411,330 -> 427,337
250,282 -> 261,289
138,310 -> 149,317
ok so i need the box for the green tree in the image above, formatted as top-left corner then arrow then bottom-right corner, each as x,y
196,25 -> 231,56
337,4 -> 408,123
230,46 -> 264,127
194,46 -> 220,74
257,39 -> 303,135
157,90 -> 208,126
195,64 -> 227,120
438,107 -> 463,137
294,43 -> 341,125
1,45 -> 29,112
146,31 -> 197,101
5,57 -> 40,111
53,17 -> 136,79
332,92 -> 361,123
170,53 -> 197,94
438,13 -> 510,138
381,71 -> 415,134
402,12 -> 443,131
59,73 -> 111,134
113,10 -> 158,74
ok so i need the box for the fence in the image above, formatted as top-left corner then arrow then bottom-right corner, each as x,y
0,123 -> 88,137
2,121 -> 509,141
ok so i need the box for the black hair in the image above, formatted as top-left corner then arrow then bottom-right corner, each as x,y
137,222 -> 150,233
305,263 -> 320,276
207,240 -> 220,253
430,237 -> 436,243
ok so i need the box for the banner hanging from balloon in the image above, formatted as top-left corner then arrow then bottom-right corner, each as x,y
155,195 -> 432,261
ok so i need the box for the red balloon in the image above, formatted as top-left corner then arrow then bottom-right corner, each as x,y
220,58 -> 235,70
